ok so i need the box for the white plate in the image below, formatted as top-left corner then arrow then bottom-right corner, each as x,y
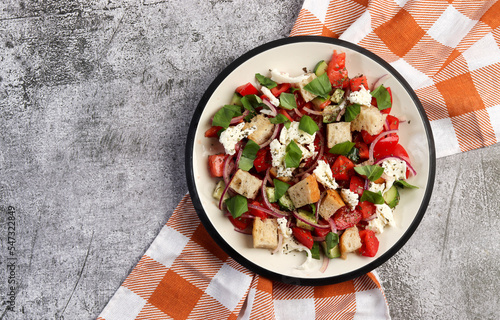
186,37 -> 435,285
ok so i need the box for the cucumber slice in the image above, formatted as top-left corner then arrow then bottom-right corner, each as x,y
383,185 -> 400,208
295,208 -> 315,231
330,88 -> 345,104
312,95 -> 330,109
314,60 -> 328,76
212,180 -> 229,202
266,187 -> 277,203
278,192 -> 295,211
311,242 -> 321,260
230,92 -> 243,106
323,104 -> 341,123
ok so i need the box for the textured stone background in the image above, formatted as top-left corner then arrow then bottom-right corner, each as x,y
0,1 -> 498,319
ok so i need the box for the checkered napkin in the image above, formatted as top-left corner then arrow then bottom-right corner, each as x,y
97,195 -> 390,319
291,0 -> 500,158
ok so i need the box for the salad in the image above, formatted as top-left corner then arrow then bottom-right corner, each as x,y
206,50 -> 418,270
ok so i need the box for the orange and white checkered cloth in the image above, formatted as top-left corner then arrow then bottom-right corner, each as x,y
97,195 -> 390,319
292,0 -> 500,158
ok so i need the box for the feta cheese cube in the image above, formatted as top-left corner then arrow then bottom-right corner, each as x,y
219,122 -> 256,155
261,86 -> 280,107
279,121 -> 316,145
313,160 -> 338,189
347,86 -> 372,106
341,189 -> 359,210
381,159 -> 407,181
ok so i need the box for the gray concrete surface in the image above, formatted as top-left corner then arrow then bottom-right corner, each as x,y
0,1 -> 498,319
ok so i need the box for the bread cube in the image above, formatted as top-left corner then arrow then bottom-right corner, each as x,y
318,189 -> 345,220
350,105 -> 386,136
297,73 -> 317,102
244,114 -> 275,145
326,122 -> 352,149
229,169 -> 262,199
287,174 -> 320,208
339,226 -> 362,259
253,217 -> 278,249
269,167 -> 292,182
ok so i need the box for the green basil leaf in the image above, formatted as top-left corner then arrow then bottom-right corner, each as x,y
360,190 -> 385,204
298,115 -> 320,135
346,147 -> 360,163
290,87 -> 300,93
269,114 -> 291,129
279,92 -> 297,110
238,140 -> 260,171
225,195 -> 248,218
273,179 -> 290,201
354,165 -> 385,181
371,85 -> 392,111
212,105 -> 242,128
329,141 -> 355,156
344,103 -> 361,122
326,232 -> 339,250
241,94 -> 265,113
303,73 -> 332,99
255,73 -> 277,89
285,140 -> 302,168
394,180 -> 419,189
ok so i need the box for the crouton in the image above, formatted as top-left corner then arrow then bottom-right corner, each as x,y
350,105 -> 386,136
296,73 -> 317,102
253,217 -> 278,249
326,122 -> 352,149
269,167 -> 292,182
318,189 -> 345,220
339,226 -> 362,259
229,169 -> 262,199
244,114 -> 275,145
287,174 -> 320,208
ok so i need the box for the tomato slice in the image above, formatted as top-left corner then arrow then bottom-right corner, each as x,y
327,51 -> 349,88
236,82 -> 259,96
313,219 -> 331,238
208,154 -> 226,177
355,141 -> 369,160
359,229 -> 379,257
253,148 -> 271,173
357,201 -> 376,220
349,75 -> 369,91
349,175 -> 365,197
331,155 -> 355,181
292,227 -> 314,249
228,216 -> 251,230
372,135 -> 399,159
278,108 -> 294,122
332,206 -> 362,230
248,201 -> 268,219
361,130 -> 379,144
205,126 -> 223,138
386,114 -> 399,131
270,83 -> 291,97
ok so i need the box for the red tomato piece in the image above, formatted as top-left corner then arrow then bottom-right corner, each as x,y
328,50 -> 346,70
349,75 -> 369,91
248,201 -> 268,219
359,229 -> 379,257
278,108 -> 294,122
208,154 -> 226,177
357,201 -> 376,220
271,83 -> 291,97
292,227 -> 314,249
253,148 -> 272,173
386,114 -> 399,131
327,51 -> 349,88
355,141 -> 369,160
236,82 -> 259,96
228,216 -> 251,230
205,126 -> 223,138
372,135 -> 399,159
332,206 -> 362,230
349,175 -> 365,197
331,155 -> 355,181
313,219 -> 331,238
361,130 -> 379,144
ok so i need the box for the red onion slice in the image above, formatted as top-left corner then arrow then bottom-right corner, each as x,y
368,129 -> 398,164
222,154 -> 235,186
218,174 -> 235,210
247,204 -> 286,218
302,107 -> 323,116
372,74 -> 390,91
265,167 -> 274,186
362,213 -> 377,222
313,236 -> 326,242
328,217 -> 337,234
234,227 -> 252,235
262,99 -> 278,117
319,256 -> 330,273
259,123 -> 282,149
294,107 -> 304,118
292,211 -> 330,229
230,109 -> 250,125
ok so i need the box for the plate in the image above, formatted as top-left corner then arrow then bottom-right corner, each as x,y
185,36 -> 435,285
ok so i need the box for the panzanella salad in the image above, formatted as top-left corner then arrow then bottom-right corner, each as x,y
206,50 -> 418,271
